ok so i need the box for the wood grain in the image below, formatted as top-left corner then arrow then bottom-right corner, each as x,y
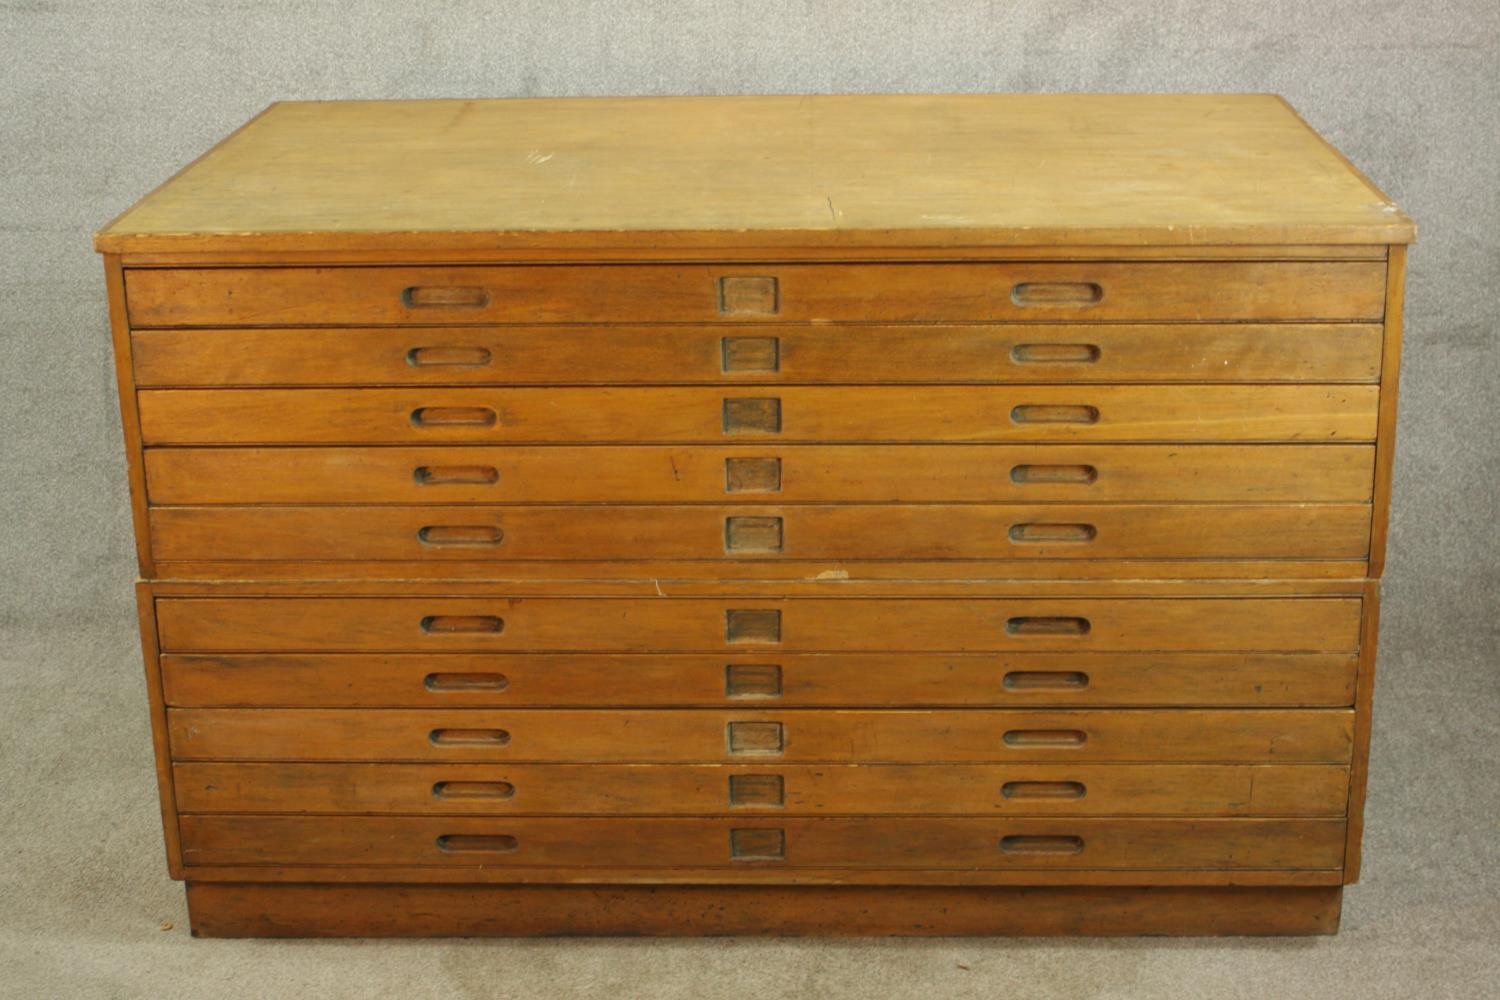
143,444 -> 1378,504
129,323 -> 1386,387
165,707 -> 1354,763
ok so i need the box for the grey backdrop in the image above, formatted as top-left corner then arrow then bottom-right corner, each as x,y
2,3 -> 1496,998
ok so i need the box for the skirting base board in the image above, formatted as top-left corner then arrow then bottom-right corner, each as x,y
185,882 -> 1342,937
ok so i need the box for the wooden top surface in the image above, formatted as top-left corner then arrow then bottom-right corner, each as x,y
95,94 -> 1413,254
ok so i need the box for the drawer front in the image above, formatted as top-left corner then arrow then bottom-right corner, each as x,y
154,597 -> 1364,653
143,444 -> 1378,504
123,262 -> 1387,327
166,708 -> 1354,763
136,385 -> 1378,445
160,651 -> 1359,709
148,503 -> 1373,562
173,762 -> 1351,816
177,815 -> 1348,870
129,323 -> 1385,386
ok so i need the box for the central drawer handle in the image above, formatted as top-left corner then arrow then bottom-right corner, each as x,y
421,615 -> 505,634
1008,523 -> 1097,543
413,465 -> 500,486
433,781 -> 516,800
411,406 -> 497,428
1011,404 -> 1100,425
425,672 -> 510,692
402,286 -> 491,309
429,728 -> 511,747
1010,343 -> 1101,364
1011,282 -> 1103,306
1006,616 -> 1091,636
1001,780 -> 1087,800
1002,670 -> 1090,691
418,525 -> 505,547
406,346 -> 494,368
435,834 -> 518,853
999,835 -> 1085,855
1010,464 -> 1098,485
1003,729 -> 1088,748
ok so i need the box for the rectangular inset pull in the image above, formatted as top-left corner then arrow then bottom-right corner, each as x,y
421,615 -> 504,634
719,276 -> 779,315
429,728 -> 511,747
425,672 -> 509,692
729,773 -> 785,807
418,525 -> 505,547
726,609 -> 781,644
725,516 -> 784,553
435,834 -> 518,853
411,406 -> 497,428
730,828 -> 785,860
1001,781 -> 1087,800
722,336 -> 780,373
727,722 -> 784,755
403,286 -> 491,308
1009,523 -> 1097,543
1011,282 -> 1103,306
725,457 -> 781,493
723,397 -> 782,434
1002,671 -> 1090,692
406,346 -> 494,368
1007,617 -> 1091,637
1011,404 -> 1100,425
1010,343 -> 1101,364
1010,464 -> 1098,485
433,781 -> 516,800
726,663 -> 783,699
1000,835 -> 1084,855
1003,729 -> 1088,748
414,465 -> 499,486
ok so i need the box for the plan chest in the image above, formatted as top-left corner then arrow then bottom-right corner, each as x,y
96,94 -> 1414,937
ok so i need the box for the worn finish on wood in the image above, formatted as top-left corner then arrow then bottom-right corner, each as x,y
99,93 -> 1407,937
94,94 -> 1413,254
129,323 -> 1386,386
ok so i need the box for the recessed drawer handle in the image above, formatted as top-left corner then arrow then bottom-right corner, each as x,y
418,525 -> 505,547
413,465 -> 500,486
1011,404 -> 1100,425
999,835 -> 1085,855
411,406 -> 497,428
1010,343 -> 1101,364
1003,670 -> 1090,691
425,672 -> 509,692
1010,464 -> 1098,485
421,614 -> 505,634
1001,780 -> 1087,800
435,834 -> 518,853
1011,282 -> 1103,306
403,286 -> 491,309
407,346 -> 494,368
1008,523 -> 1097,543
433,781 -> 515,800
429,728 -> 511,747
1003,729 -> 1088,748
1007,616 -> 1091,636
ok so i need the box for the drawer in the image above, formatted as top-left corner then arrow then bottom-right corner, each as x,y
143,444 -> 1377,505
173,762 -> 1351,816
129,323 -> 1386,386
123,262 -> 1387,327
177,815 -> 1348,870
160,651 -> 1359,709
149,503 -> 1373,562
135,385 -> 1379,445
153,596 -> 1364,653
166,708 -> 1354,763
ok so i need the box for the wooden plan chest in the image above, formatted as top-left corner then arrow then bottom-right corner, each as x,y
95,93 -> 1413,936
